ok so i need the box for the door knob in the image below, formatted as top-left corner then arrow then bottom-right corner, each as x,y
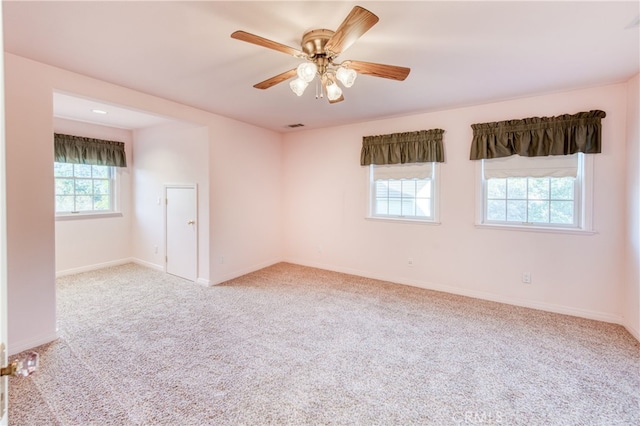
187,220 -> 195,225
0,352 -> 39,377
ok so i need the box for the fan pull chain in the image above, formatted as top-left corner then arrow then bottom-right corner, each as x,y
315,80 -> 323,99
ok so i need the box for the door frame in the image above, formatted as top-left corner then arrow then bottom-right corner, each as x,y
164,184 -> 198,282
1,1 -> 9,422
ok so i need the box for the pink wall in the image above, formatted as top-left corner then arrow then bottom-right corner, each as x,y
283,83 -> 629,324
625,73 -> 640,339
5,56 -> 57,352
53,118 -> 134,275
208,121 -> 283,283
132,122 -> 210,283
4,53 -> 284,353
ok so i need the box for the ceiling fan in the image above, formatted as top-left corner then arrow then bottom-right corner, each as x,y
231,5 -> 411,104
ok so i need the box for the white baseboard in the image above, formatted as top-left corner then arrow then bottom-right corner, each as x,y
283,257 -> 625,326
9,332 -> 59,356
130,258 -> 164,272
623,321 -> 640,341
56,257 -> 209,285
211,258 -> 282,285
56,258 -> 133,277
132,259 -> 210,285
52,256 -> 635,339
197,277 -> 211,286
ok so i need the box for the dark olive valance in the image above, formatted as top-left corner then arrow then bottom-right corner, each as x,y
361,129 -> 445,166
54,133 -> 127,167
469,110 -> 605,160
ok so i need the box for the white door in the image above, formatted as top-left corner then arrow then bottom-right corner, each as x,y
165,185 -> 197,281
0,1 -> 9,422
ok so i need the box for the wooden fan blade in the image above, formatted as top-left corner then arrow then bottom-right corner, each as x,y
231,31 -> 306,58
324,6 -> 379,55
346,60 -> 411,81
253,69 -> 297,90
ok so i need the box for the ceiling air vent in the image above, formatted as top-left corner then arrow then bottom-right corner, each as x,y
286,123 -> 305,128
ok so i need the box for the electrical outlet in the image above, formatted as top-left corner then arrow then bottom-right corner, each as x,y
154,245 -> 158,254
219,256 -> 225,264
408,257 -> 414,267
522,272 -> 531,284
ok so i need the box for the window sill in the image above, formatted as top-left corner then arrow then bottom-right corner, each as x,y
366,216 -> 441,226
475,223 -> 597,235
55,212 -> 123,221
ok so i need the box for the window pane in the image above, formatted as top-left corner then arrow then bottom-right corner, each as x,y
487,178 -> 506,199
375,181 -> 388,198
550,201 -> 574,224
75,179 -> 93,195
75,196 -> 93,211
528,178 -> 549,200
507,178 -> 526,199
483,158 -> 581,229
94,180 -> 110,195
54,162 -> 73,177
506,200 -> 527,222
388,181 -> 402,198
487,200 -> 506,221
401,199 -> 415,216
370,165 -> 435,222
416,180 -> 431,198
93,195 -> 111,211
550,178 -> 574,200
401,180 -> 416,198
55,178 -> 74,195
74,164 -> 92,178
92,165 -> 110,179
416,198 -> 431,217
375,199 -> 388,215
528,200 -> 549,223
56,195 -> 74,212
55,164 -> 115,214
388,199 -> 401,216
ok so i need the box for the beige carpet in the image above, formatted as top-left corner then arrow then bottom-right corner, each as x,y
8,262 -> 640,425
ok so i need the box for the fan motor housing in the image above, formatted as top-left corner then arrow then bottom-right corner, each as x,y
301,29 -> 335,57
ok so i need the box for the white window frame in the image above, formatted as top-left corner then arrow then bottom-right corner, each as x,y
367,163 -> 440,224
54,162 -> 122,221
475,153 -> 595,234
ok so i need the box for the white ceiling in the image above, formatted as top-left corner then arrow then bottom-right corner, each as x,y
3,1 -> 639,132
53,92 -> 174,129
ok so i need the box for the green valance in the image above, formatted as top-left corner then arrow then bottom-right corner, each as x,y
361,129 -> 445,166
54,133 -> 127,167
469,110 -> 605,160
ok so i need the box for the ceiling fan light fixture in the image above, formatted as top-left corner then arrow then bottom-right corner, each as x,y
326,81 -> 343,101
232,6 -> 410,105
289,78 -> 308,96
336,66 -> 357,88
296,62 -> 317,83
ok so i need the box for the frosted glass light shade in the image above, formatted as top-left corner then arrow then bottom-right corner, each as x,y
289,78 -> 308,96
296,62 -> 317,83
326,81 -> 343,101
336,67 -> 357,88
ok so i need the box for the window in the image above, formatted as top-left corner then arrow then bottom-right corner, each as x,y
369,162 -> 438,222
54,162 -> 115,214
480,153 -> 591,230
486,176 -> 577,225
